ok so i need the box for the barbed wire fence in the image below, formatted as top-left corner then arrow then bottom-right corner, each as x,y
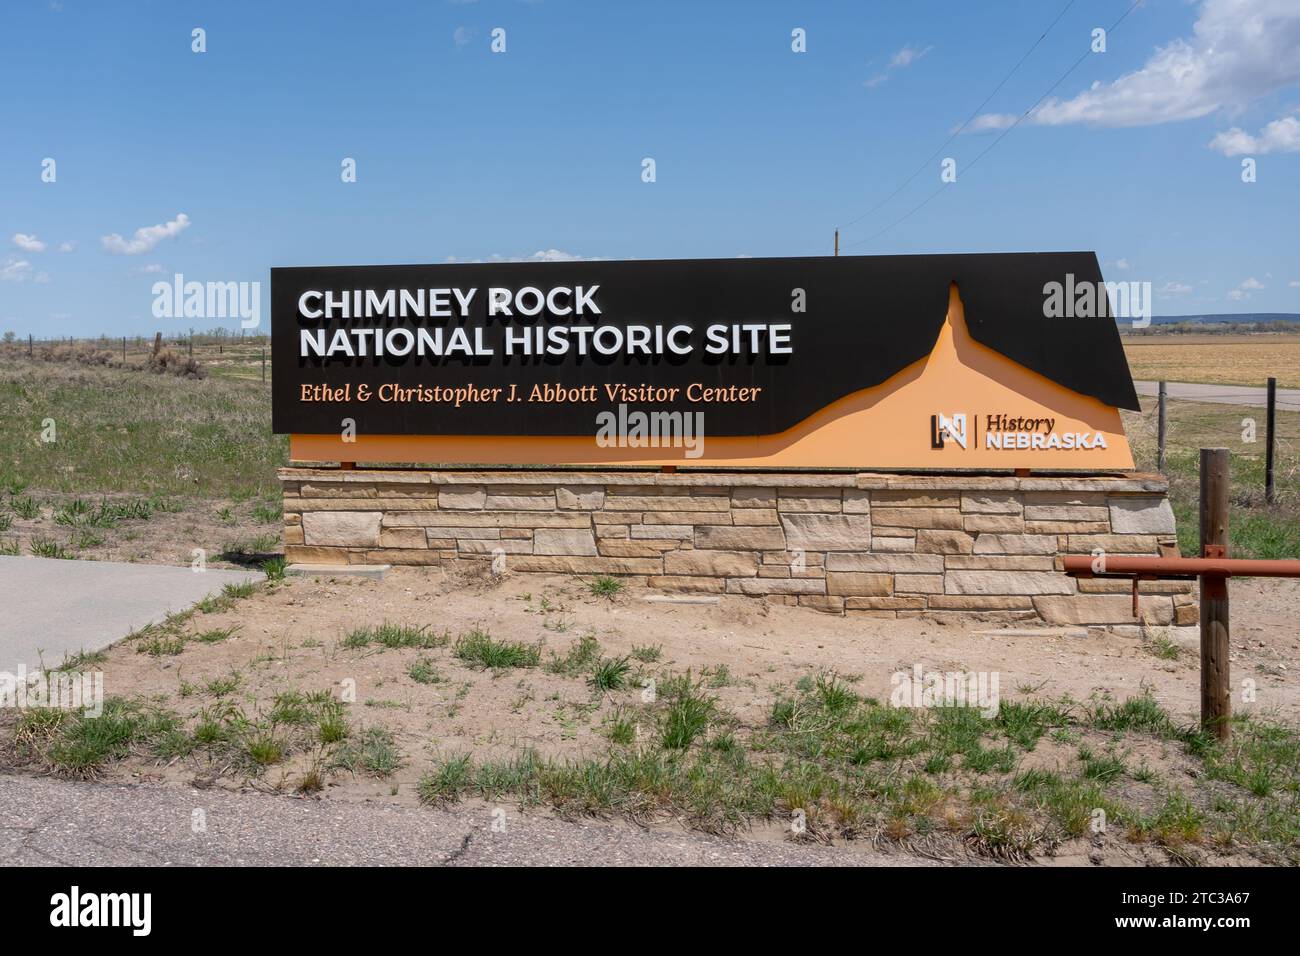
1124,381 -> 1300,512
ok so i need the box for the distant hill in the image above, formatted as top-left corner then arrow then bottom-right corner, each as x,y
1148,313 -> 1300,325
1120,313 -> 1300,333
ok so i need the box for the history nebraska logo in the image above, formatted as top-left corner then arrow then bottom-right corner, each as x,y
931,413 -> 1109,452
930,413 -> 968,449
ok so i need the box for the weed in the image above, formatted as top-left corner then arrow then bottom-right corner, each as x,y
588,576 -> 624,599
29,535 -> 73,559
260,556 -> 287,581
546,634 -> 601,676
630,643 -> 662,663
454,629 -> 541,669
333,727 -> 402,777
407,656 -> 444,685
589,657 -> 632,692
343,622 -> 448,650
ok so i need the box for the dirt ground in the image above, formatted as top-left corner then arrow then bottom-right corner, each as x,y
44,565 -> 1295,864
1,491 -> 280,568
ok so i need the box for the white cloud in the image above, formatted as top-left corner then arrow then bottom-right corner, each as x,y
529,248 -> 588,262
12,233 -> 46,253
1289,280 -> 1300,288
100,213 -> 190,255
58,241 -> 76,253
0,258 -> 34,281
453,26 -> 476,49
889,45 -> 932,69
445,248 -> 600,264
133,263 -> 166,275
1227,276 -> 1266,300
1157,281 -> 1193,295
865,43 -> 932,89
1209,114 -> 1300,154
969,0 -> 1300,131
1114,258 -> 1131,270
0,257 -> 48,283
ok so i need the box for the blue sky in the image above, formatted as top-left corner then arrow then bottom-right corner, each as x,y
2,0 -> 1298,337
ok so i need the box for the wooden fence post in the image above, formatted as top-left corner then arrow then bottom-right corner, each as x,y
1265,377 -> 1276,505
1157,381 -> 1167,473
1199,447 -> 1231,741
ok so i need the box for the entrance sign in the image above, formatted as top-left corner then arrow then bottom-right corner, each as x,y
272,253 -> 1139,468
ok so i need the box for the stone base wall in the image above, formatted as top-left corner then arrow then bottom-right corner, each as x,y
280,468 -> 1197,625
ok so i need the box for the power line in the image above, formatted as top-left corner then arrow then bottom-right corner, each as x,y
844,0 -> 1144,251
841,0 -> 1077,234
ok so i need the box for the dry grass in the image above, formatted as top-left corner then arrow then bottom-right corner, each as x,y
0,355 -> 281,498
1121,333 -> 1300,388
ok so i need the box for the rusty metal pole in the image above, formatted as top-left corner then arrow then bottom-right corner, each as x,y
1199,448 -> 1231,741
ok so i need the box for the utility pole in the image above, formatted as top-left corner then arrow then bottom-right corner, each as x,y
834,229 -> 839,256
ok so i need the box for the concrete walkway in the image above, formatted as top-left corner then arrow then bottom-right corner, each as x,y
0,556 -> 263,671
0,774 -> 936,867
1134,380 -> 1300,408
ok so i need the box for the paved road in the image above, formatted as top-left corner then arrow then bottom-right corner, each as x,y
1134,380 -> 1300,408
0,774 -> 939,867
0,556 -> 263,672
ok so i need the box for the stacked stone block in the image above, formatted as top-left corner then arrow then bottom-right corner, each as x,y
281,469 -> 1195,625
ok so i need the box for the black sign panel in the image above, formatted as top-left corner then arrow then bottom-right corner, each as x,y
271,252 -> 1139,437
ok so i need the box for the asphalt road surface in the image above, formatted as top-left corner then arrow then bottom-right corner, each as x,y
1134,380 -> 1300,408
0,774 -> 937,867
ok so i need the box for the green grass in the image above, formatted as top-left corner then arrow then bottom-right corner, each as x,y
29,535 -> 73,559
260,556 -> 287,581
630,643 -> 663,663
245,733 -> 284,766
588,656 -> 632,692
341,622 -> 449,650
417,753 -> 475,805
332,727 -> 402,777
1145,631 -> 1182,660
1079,744 -> 1128,782
53,648 -> 108,671
13,698 -> 189,774
0,360 -> 284,498
204,674 -> 241,698
136,633 -> 186,656
251,501 -> 282,523
410,682 -> 1300,859
407,656 -> 444,685
659,674 -> 717,750
545,634 -> 601,676
453,629 -> 541,669
10,495 -> 40,520
588,575 -> 624,599
192,625 -> 239,644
